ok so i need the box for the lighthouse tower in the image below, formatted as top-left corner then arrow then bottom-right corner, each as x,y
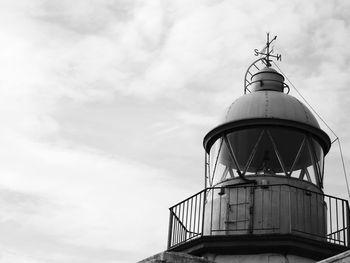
164,35 -> 350,263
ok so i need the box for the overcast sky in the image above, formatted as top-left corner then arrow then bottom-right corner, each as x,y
0,0 -> 350,262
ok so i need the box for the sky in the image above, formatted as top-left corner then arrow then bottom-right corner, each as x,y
0,0 -> 350,262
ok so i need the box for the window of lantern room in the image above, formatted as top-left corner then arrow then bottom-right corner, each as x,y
207,127 -> 325,187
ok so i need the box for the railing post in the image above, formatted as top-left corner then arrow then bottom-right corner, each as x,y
167,208 -> 174,249
347,202 -> 350,247
248,185 -> 255,234
201,189 -> 207,237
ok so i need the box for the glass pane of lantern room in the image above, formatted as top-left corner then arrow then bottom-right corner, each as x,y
305,138 -> 323,186
290,138 -> 317,185
245,130 -> 284,175
312,138 -> 324,180
306,139 -> 318,185
209,137 -> 237,186
226,128 -> 264,174
217,139 -> 237,183
209,138 -> 223,186
268,128 -> 305,173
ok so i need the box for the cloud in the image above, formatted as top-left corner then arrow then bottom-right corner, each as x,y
0,129 -> 188,262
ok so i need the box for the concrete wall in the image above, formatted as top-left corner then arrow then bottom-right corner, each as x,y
138,252 -> 316,263
139,251 -> 350,263
138,252 -> 215,263
203,253 -> 315,263
317,250 -> 350,263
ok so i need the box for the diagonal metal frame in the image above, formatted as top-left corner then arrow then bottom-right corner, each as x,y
306,136 -> 322,187
223,135 -> 244,179
243,130 -> 265,175
309,138 -> 324,188
220,167 -> 230,182
289,137 -> 306,177
267,130 -> 288,176
210,138 -> 224,187
223,135 -> 242,171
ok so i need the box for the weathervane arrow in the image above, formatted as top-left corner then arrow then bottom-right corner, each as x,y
254,33 -> 282,67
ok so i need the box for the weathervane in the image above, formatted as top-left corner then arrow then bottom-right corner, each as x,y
254,33 -> 282,67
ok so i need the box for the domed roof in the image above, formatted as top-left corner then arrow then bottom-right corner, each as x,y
258,67 -> 280,73
224,90 -> 320,128
203,66 -> 331,154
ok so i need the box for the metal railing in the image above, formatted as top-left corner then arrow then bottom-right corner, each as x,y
168,190 -> 205,248
168,184 -> 350,249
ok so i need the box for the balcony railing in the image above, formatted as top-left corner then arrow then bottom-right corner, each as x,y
167,184 -> 350,249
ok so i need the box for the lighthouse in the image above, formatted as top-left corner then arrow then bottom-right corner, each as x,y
140,35 -> 350,263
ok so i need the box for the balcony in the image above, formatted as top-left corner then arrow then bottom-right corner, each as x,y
168,184 -> 349,258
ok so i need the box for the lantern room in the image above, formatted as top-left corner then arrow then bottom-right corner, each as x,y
203,66 -> 330,189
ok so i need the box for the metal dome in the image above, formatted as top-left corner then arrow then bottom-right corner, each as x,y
204,67 -> 331,155
224,90 -> 320,128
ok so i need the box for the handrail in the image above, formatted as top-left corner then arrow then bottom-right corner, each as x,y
169,188 -> 206,210
328,227 -> 348,237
